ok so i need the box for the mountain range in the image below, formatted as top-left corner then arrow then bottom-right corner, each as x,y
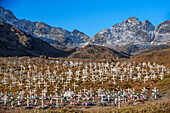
0,6 -> 170,58
0,20 -> 67,57
89,17 -> 170,53
0,6 -> 90,49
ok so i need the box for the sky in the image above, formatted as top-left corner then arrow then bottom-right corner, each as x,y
0,0 -> 170,37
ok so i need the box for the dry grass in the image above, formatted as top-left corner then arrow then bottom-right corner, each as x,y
128,48 -> 170,68
84,99 -> 170,113
0,98 -> 169,113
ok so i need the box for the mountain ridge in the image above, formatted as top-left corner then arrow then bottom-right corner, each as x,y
88,17 -> 170,54
0,6 -> 170,55
0,6 -> 90,49
0,20 -> 68,57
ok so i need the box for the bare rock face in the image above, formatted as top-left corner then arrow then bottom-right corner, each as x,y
153,20 -> 170,45
0,21 -> 66,57
89,17 -> 155,49
0,7 -> 90,49
89,17 -> 170,54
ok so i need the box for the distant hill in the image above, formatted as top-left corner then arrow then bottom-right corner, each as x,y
0,21 -> 66,57
68,45 -> 130,59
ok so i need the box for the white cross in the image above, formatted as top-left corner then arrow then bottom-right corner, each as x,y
54,97 -> 59,107
77,92 -> 81,101
37,81 -> 42,89
83,87 -> 87,94
43,89 -> 47,97
44,82 -> 49,89
60,77 -> 64,83
132,76 -> 137,82
145,74 -> 150,81
120,76 -> 124,83
62,84 -> 67,91
24,84 -> 30,91
26,95 -> 29,107
28,65 -> 31,70
29,90 -> 32,97
18,82 -> 23,89
32,89 -> 37,94
8,84 -> 13,89
72,82 -> 78,91
3,94 -> 8,105
54,84 -> 59,89
159,74 -> 164,80
41,91 -> 44,106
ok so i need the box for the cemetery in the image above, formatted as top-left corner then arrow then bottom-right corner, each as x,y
0,1 -> 170,112
0,57 -> 169,112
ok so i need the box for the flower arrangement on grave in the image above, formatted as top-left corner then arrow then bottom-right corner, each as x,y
39,105 -> 48,109
16,92 -> 19,95
152,87 -> 159,100
57,82 -> 61,85
59,102 -> 66,106
97,101 -> 106,106
67,105 -> 74,109
45,102 -> 51,105
9,92 -> 13,97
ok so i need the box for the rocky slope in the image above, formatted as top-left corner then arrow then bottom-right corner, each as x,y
0,6 -> 90,48
89,17 -> 170,54
0,20 -> 128,59
89,17 -> 155,47
0,21 -> 66,57
152,20 -> 170,45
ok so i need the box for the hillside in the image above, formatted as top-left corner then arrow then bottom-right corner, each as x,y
128,48 -> 170,68
0,21 -> 66,57
0,7 -> 90,48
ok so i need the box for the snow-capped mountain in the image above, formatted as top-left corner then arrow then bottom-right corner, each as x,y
0,6 -> 90,48
89,17 -> 170,51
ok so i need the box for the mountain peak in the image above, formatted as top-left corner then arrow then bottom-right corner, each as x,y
0,6 -> 17,19
156,20 -> 170,30
127,17 -> 139,21
143,20 -> 149,23
90,17 -> 159,51
122,17 -> 139,24
0,6 -> 5,11
72,29 -> 80,33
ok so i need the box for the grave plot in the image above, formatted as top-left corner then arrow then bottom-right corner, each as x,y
0,57 -> 169,112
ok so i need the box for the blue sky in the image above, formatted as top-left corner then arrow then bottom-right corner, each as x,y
1,0 -> 170,37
